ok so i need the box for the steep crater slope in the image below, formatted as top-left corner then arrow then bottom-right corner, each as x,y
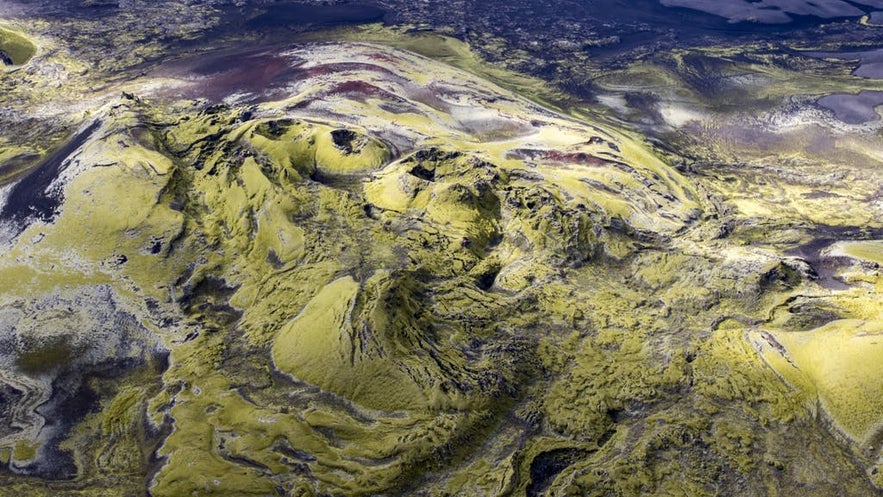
0,26 -> 35,66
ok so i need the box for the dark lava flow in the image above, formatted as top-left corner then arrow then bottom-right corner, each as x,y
246,3 -> 386,30
788,226 -> 883,290
161,47 -> 303,103
1,121 -> 100,231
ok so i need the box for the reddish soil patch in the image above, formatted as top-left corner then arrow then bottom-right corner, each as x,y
507,148 -> 614,166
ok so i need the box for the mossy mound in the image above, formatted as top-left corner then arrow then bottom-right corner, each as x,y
244,118 -> 390,177
272,271 -> 501,412
0,27 -> 36,66
272,275 -> 430,411
770,320 -> 883,443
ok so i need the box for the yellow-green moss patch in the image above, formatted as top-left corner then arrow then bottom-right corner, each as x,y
0,27 -> 36,66
767,320 -> 883,444
833,240 -> 883,266
272,276 -> 428,411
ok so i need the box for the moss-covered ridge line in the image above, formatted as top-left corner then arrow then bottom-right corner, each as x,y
752,238 -> 883,487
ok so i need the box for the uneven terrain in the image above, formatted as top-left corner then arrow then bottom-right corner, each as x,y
0,4 -> 882,497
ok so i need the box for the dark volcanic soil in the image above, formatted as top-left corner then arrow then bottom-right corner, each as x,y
1,121 -> 100,231
246,3 -> 386,29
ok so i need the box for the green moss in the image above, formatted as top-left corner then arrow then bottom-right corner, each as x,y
3,36 -> 881,496
272,276 -> 428,411
693,328 -> 807,422
837,240 -> 883,265
314,128 -> 390,173
102,387 -> 144,435
767,320 -> 883,444
544,334 -> 681,442
15,335 -> 78,374
12,441 -> 37,462
707,419 -> 757,473
871,460 -> 883,489
0,27 -> 36,66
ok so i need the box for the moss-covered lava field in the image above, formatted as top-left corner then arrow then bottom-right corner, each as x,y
1,2 -> 883,496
